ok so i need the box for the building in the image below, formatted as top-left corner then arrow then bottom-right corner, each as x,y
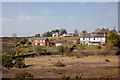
80,34 -> 106,45
63,33 -> 74,37
33,38 -> 49,46
52,32 -> 59,37
56,43 -> 62,46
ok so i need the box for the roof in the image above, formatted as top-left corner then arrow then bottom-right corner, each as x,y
35,38 -> 48,40
80,35 -> 106,38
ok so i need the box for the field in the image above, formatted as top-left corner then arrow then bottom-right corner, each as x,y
2,55 -> 119,78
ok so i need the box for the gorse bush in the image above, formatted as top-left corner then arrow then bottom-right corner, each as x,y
2,56 -> 14,69
14,58 -> 26,68
15,71 -> 33,79
60,74 -> 70,80
75,74 -> 84,79
105,59 -> 110,62
97,73 -> 112,79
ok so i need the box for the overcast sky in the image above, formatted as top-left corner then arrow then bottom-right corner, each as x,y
2,2 -> 118,37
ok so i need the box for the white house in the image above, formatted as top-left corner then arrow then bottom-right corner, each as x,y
80,34 -> 106,45
52,32 -> 59,37
63,33 -> 74,37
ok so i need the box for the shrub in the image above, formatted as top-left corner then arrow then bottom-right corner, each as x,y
14,58 -> 26,68
75,74 -> 84,79
60,74 -> 70,80
15,71 -> 33,79
2,57 -> 14,69
54,61 -> 66,67
105,59 -> 110,62
97,73 -> 112,79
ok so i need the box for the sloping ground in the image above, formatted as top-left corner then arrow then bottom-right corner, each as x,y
2,55 -> 119,78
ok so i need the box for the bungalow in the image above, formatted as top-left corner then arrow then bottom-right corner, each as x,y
52,32 -> 59,37
63,33 -> 74,37
80,34 -> 106,45
33,38 -> 49,46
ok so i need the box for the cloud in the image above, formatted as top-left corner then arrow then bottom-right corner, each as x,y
42,8 -> 52,15
67,15 -> 78,21
107,10 -> 117,17
17,13 -> 45,21
0,18 -> 13,22
17,13 -> 34,21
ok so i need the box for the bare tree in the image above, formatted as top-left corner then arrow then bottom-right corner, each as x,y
12,33 -> 17,37
74,29 -> 78,36
94,28 -> 101,33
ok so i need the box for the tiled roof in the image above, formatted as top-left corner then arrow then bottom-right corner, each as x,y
35,38 -> 48,40
80,35 -> 106,38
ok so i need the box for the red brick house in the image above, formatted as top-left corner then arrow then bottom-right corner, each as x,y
33,38 -> 49,46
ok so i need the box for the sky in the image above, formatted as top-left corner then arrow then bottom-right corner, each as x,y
2,2 -> 118,37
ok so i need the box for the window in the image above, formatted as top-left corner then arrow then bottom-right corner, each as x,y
94,38 -> 95,40
83,38 -> 85,40
43,40 -> 45,42
40,43 -> 42,45
89,38 -> 90,40
43,43 -> 45,45
40,40 -> 42,42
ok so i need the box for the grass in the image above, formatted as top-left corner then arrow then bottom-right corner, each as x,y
62,44 -> 74,48
84,46 -> 99,51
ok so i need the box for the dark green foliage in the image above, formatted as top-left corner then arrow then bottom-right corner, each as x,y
54,61 -> 66,67
2,56 -> 14,69
107,32 -> 120,47
14,58 -> 26,68
105,59 -> 110,62
60,74 -> 70,80
75,74 -> 84,79
60,29 -> 67,35
20,38 -> 28,44
15,71 -> 33,79
98,73 -> 112,78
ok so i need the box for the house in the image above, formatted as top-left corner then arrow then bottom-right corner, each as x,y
63,33 -> 74,37
80,34 -> 106,45
33,38 -> 49,46
52,32 -> 59,37
56,43 -> 62,46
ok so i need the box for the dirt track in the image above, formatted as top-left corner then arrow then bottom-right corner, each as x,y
2,55 -> 119,78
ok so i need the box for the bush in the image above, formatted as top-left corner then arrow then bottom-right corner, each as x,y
15,71 -> 33,79
60,74 -> 70,80
75,74 -> 84,79
2,57 -> 14,69
54,61 -> 66,67
97,73 -> 112,79
14,58 -> 26,68
105,59 -> 110,62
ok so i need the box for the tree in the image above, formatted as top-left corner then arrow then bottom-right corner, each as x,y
60,29 -> 67,35
94,28 -> 101,34
12,33 -> 17,37
107,32 -> 120,47
82,30 -> 87,33
74,29 -> 78,36
19,38 -> 28,44
35,34 -> 40,37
